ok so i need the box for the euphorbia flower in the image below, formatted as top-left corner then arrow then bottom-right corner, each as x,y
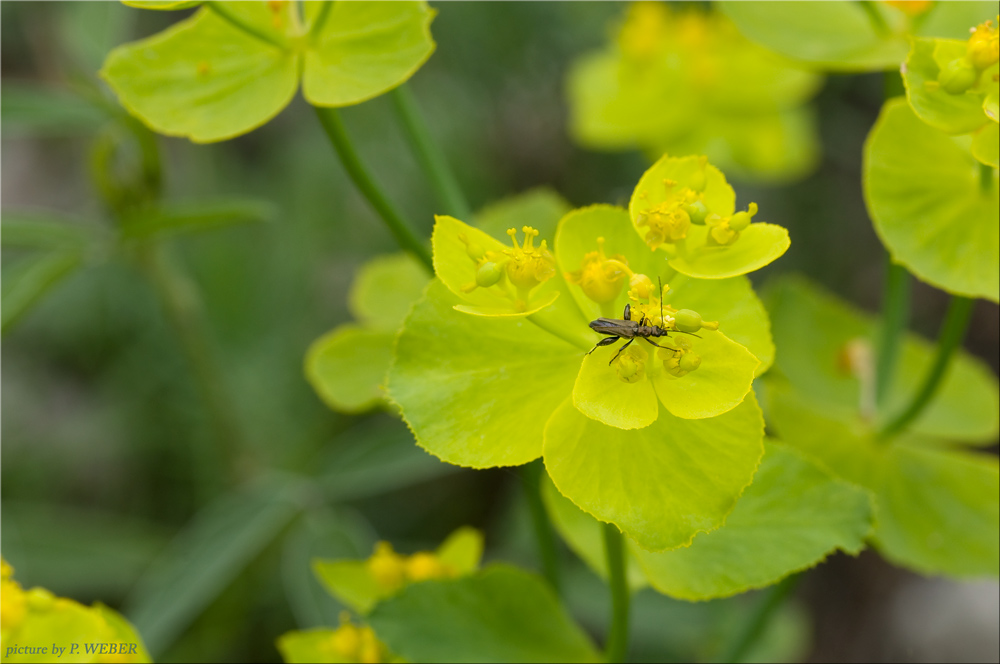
567,2 -> 823,182
388,157 -> 784,551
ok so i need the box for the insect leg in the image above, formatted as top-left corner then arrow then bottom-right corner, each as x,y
641,338 -> 667,349
587,336 -> 620,355
609,338 -> 634,364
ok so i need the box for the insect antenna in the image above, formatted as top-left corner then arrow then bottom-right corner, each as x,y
658,276 -> 664,328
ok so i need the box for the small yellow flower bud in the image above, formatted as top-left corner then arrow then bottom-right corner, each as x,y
628,273 -> 655,300
25,587 -> 55,612
678,352 -> 702,373
567,237 -> 629,305
405,552 -> 449,582
0,580 -> 26,631
504,227 -> 556,291
967,18 -> 999,71
358,627 -> 383,664
330,623 -> 362,659
672,309 -> 703,333
938,57 -> 978,94
657,338 -> 700,378
367,542 -> 406,593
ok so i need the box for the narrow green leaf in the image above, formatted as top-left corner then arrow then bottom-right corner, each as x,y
1,212 -> 102,249
121,198 -> 275,239
369,565 -> 601,663
101,8 -> 299,142
302,1 -> 436,107
0,83 -> 108,137
2,250 -> 82,334
123,478 -> 302,655
864,98 -> 999,302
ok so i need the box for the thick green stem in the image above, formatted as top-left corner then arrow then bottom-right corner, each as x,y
140,245 -> 248,484
716,574 -> 799,664
878,295 -> 975,440
204,2 -> 290,50
603,524 -> 630,664
875,258 -> 910,407
314,106 -> 433,272
521,460 -> 560,594
390,85 -> 473,221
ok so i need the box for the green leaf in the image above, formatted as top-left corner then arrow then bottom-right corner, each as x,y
1,212 -> 102,249
0,83 -> 108,138
277,628 -> 352,663
302,1 -> 436,107
903,38 -> 990,134
387,280 -> 580,468
633,441 -> 872,599
764,276 -> 1000,443
368,564 -> 601,663
121,197 -> 275,239
769,390 -> 999,578
540,474 -> 649,590
349,253 -> 431,331
667,223 -> 791,280
543,393 -> 764,552
123,478 -> 302,655
864,98 -> 999,302
101,8 -> 299,143
2,250 -> 82,334
718,1 -> 907,72
971,121 -> 999,167
305,325 -> 395,413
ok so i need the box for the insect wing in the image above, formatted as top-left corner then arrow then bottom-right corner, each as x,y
589,318 -> 637,337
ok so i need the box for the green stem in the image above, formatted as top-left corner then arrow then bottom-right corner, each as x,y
390,85 -> 473,220
139,244 -> 248,483
603,524 -> 630,664
859,1 -> 891,37
527,310 -> 592,351
308,0 -> 334,42
205,2 -> 290,50
716,574 -> 800,664
875,258 -> 910,407
314,106 -> 433,272
878,295 -> 975,440
981,162 -> 996,194
521,460 -> 560,594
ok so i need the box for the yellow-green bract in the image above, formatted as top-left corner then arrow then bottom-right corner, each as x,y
102,2 -> 436,142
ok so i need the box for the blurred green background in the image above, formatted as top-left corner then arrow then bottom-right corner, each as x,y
2,2 -> 997,662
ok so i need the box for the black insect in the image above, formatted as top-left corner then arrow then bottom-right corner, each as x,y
587,302 -> 672,364
587,279 -> 698,365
